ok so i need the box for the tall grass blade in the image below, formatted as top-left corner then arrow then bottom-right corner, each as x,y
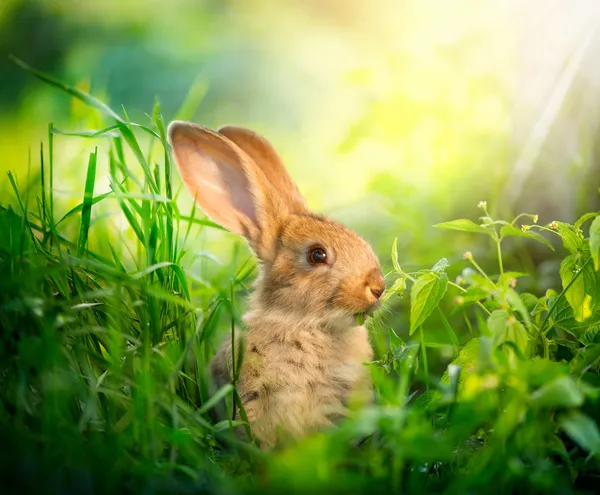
11,55 -> 123,122
77,149 -> 98,256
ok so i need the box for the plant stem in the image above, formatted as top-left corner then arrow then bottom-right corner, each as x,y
496,239 -> 504,276
230,285 -> 237,422
449,281 -> 492,316
530,225 -> 559,235
419,326 -> 429,392
510,213 -> 537,226
468,257 -> 495,286
542,333 -> 550,360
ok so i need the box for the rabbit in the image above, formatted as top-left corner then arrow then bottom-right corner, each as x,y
167,121 -> 385,448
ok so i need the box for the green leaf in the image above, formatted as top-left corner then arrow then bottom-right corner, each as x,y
487,310 -> 507,338
381,277 -> 407,303
389,327 -> 404,352
571,344 -> 600,375
433,219 -> 493,235
494,398 -> 528,440
440,338 -> 480,386
560,412 -> 600,455
505,288 -> 532,331
500,224 -> 554,251
522,358 -> 569,387
411,390 -> 439,411
531,376 -> 584,408
520,293 -> 539,313
431,258 -> 449,273
546,291 -> 577,330
589,216 -> 600,271
548,435 -> 577,481
555,222 -> 584,253
488,310 -> 529,355
560,254 -> 596,321
469,273 -> 496,292
581,324 -> 600,345
458,286 -> 490,303
410,272 -> 448,334
575,211 -> 599,230
554,314 -> 600,341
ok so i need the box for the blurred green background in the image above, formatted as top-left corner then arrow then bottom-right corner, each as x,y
2,0 -> 600,338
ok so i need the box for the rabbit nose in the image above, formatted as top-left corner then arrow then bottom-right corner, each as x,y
366,270 -> 385,300
369,286 -> 383,299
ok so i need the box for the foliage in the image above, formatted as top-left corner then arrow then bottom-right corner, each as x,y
2,63 -> 600,495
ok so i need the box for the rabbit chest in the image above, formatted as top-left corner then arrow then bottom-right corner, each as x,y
233,323 -> 373,445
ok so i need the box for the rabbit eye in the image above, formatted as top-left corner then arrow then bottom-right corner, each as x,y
308,247 -> 328,265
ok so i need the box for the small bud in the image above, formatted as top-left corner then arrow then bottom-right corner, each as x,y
463,251 -> 473,261
510,278 -> 517,288
477,201 -> 487,209
533,215 -> 538,224
455,275 -> 464,286
521,225 -> 530,232
507,316 -> 516,325
550,221 -> 558,230
455,296 -> 465,306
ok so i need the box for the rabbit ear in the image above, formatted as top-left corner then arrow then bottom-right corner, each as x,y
168,121 -> 264,244
168,121 -> 292,260
217,126 -> 307,212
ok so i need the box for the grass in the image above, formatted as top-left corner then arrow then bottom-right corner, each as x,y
2,61 -> 600,494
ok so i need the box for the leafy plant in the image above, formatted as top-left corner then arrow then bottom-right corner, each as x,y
1,60 -> 600,494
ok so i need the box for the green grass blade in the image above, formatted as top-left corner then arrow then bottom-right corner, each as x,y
197,384 -> 234,415
179,214 -> 226,231
39,141 -> 47,229
11,55 -> 123,122
77,149 -> 98,256
117,111 -> 159,194
55,191 -> 114,227
52,124 -> 120,138
437,307 -> 460,356
174,77 -> 209,121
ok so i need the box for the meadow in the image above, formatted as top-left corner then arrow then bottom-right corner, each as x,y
1,57 -> 600,494
3,1 -> 600,493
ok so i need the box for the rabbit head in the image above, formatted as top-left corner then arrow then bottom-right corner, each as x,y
168,122 -> 385,329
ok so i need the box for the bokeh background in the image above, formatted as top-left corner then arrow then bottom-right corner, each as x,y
2,0 -> 600,315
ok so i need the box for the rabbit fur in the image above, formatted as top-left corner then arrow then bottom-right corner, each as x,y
168,121 -> 385,447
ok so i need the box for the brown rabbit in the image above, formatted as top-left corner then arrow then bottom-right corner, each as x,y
168,121 -> 385,447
